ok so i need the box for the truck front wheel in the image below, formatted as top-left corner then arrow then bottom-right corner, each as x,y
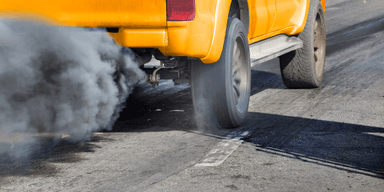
279,0 -> 326,88
191,17 -> 251,128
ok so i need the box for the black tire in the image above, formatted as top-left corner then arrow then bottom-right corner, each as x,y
191,17 -> 251,128
279,0 -> 326,88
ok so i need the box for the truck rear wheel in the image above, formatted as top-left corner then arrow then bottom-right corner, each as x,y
191,18 -> 250,128
279,0 -> 326,88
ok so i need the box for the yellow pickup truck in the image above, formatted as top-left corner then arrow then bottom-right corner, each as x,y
1,0 -> 326,128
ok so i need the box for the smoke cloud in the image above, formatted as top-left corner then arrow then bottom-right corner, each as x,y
0,20 -> 145,157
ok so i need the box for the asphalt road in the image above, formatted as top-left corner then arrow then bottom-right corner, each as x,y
1,0 -> 384,191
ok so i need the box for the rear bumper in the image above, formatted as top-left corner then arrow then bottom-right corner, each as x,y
110,28 -> 168,48
109,13 -> 224,64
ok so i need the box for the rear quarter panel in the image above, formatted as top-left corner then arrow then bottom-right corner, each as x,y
164,0 -> 232,64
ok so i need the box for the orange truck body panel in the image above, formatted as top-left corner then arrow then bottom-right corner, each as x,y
0,0 -> 326,64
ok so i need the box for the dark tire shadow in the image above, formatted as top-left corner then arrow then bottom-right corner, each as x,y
242,112 -> 384,179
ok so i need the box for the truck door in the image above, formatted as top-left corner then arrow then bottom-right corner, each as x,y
271,0 -> 306,32
248,0 -> 276,39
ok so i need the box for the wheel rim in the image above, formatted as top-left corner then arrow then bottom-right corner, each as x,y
313,12 -> 326,78
232,37 -> 248,113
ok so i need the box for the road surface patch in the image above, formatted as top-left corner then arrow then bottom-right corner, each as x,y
195,131 -> 249,167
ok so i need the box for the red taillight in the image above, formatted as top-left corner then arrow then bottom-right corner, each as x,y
167,0 -> 195,21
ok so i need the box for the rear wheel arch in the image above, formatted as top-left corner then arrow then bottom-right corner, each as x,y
199,0 -> 249,64
229,0 -> 249,34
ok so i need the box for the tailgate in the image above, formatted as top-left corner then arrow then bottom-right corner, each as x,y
0,0 -> 167,28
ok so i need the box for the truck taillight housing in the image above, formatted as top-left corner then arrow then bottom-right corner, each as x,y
167,0 -> 195,21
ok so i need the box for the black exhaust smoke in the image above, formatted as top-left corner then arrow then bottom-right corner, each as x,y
0,20 -> 145,158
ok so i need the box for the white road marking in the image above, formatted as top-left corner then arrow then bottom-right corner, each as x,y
195,131 -> 250,167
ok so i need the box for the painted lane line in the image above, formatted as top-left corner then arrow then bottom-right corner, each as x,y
195,131 -> 249,167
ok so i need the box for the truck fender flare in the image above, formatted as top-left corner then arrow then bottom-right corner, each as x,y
200,0 -> 249,64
